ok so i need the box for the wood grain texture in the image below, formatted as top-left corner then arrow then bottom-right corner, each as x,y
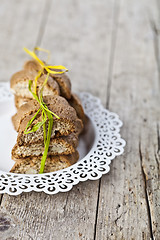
95,0 -> 160,239
40,0 -> 114,106
0,0 -> 47,82
140,0 -> 160,237
0,0 -> 114,239
0,0 -> 159,239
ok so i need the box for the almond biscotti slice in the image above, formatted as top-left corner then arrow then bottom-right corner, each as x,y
12,133 -> 78,159
12,96 -> 83,145
51,72 -> 71,99
12,95 -> 81,131
10,151 -> 79,174
10,69 -> 60,98
24,59 -> 72,99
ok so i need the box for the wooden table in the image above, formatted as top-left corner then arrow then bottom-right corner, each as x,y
0,0 -> 159,239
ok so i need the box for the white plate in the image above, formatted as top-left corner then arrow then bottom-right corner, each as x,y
0,82 -> 126,195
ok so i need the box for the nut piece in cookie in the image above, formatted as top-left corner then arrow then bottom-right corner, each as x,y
14,95 -> 31,109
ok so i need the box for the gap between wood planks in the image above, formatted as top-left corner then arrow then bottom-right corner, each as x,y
148,2 -> 160,237
150,18 -> 160,90
93,0 -> 121,239
106,0 -> 120,109
139,142 -> 154,240
0,0 -> 51,208
156,123 -> 160,171
35,0 -> 52,47
0,195 -> 3,205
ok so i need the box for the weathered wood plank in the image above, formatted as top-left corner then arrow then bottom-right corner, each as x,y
140,0 -> 160,237
0,0 -> 115,239
0,0 -> 47,82
95,0 -> 160,239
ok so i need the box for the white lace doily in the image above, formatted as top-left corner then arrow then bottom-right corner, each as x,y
0,82 -> 126,195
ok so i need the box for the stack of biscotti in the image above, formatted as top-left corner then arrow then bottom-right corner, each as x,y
10,59 -> 86,123
10,95 -> 83,174
10,59 -> 85,174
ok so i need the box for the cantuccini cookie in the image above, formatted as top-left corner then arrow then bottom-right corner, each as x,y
12,133 -> 78,159
10,69 -> 60,98
11,151 -> 79,174
12,95 -> 83,139
24,59 -> 72,99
